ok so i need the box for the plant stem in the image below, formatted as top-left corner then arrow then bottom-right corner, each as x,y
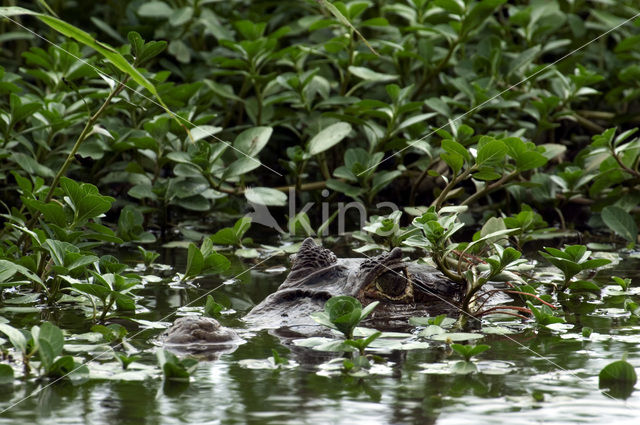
433,254 -> 464,283
44,80 -> 128,203
460,170 -> 519,206
433,165 -> 477,209
17,80 -> 127,250
611,146 -> 640,179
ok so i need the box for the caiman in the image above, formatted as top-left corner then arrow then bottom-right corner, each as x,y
164,238 -> 464,347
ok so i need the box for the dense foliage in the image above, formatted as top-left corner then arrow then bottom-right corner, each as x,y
0,0 -> 639,405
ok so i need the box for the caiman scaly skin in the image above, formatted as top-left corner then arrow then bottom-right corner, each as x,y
164,238 -> 464,345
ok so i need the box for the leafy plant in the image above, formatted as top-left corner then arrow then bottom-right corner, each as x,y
209,217 -> 252,248
539,245 -> 611,291
527,301 -> 565,327
611,276 -> 632,292
70,272 -> 140,321
138,246 -> 160,266
0,321 -> 89,380
157,349 -> 198,382
450,343 -> 491,362
204,295 -> 226,318
311,296 -> 379,340
183,238 -> 231,281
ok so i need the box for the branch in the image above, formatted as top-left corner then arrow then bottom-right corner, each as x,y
461,170 -> 519,206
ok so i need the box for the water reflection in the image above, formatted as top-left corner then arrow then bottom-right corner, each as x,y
0,252 -> 639,424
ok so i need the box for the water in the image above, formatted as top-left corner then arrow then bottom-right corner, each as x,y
0,250 -> 639,424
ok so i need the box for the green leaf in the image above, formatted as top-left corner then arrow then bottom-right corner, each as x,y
76,194 -> 114,223
157,349 -> 197,381
233,126 -> 273,157
360,301 -> 379,322
223,157 -> 261,179
210,228 -> 238,246
47,356 -> 78,378
43,239 -> 77,267
441,151 -> 464,174
138,1 -> 173,18
568,280 -> 601,294
204,295 -> 224,317
435,0 -> 465,15
0,364 -> 14,384
503,137 -> 548,171
71,283 -> 111,301
601,206 -> 638,243
38,322 -> 64,359
442,139 -> 472,162
10,153 -> 53,177
37,337 -> 56,372
308,122 -> 352,155
202,252 -> 231,274
317,0 -> 378,55
598,360 -> 638,388
185,243 -> 204,278
0,323 -> 27,354
476,139 -> 506,167
245,187 -> 287,206
326,179 -> 364,198
463,0 -> 506,35
348,66 -> 397,82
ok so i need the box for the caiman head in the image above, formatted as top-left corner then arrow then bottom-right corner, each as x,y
280,238 -> 462,305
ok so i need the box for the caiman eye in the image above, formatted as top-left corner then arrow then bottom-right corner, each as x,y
375,270 -> 408,297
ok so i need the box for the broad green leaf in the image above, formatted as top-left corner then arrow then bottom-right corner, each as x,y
0,323 -> 27,354
434,0 -> 465,15
326,179 -> 364,198
138,2 -> 173,18
476,139 -> 506,167
360,301 -> 379,321
38,322 -> 64,358
43,239 -> 77,267
0,260 -> 43,287
463,0 -> 506,34
204,295 -> 224,317
10,153 -> 53,177
185,243 -> 204,278
308,122 -> 352,155
348,66 -> 397,82
599,360 -> 637,399
71,283 -> 111,300
442,139 -> 471,162
37,337 -> 55,372
0,364 -> 13,384
0,7 -> 180,130
76,194 -> 114,223
602,206 -> 638,243
232,217 -> 252,239
191,125 -> 222,142
202,252 -> 231,274
441,152 -> 464,174
223,157 -> 261,179
234,126 -> 273,157
245,187 -> 287,206
568,280 -> 601,294
210,228 -> 238,246
466,228 -> 516,252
